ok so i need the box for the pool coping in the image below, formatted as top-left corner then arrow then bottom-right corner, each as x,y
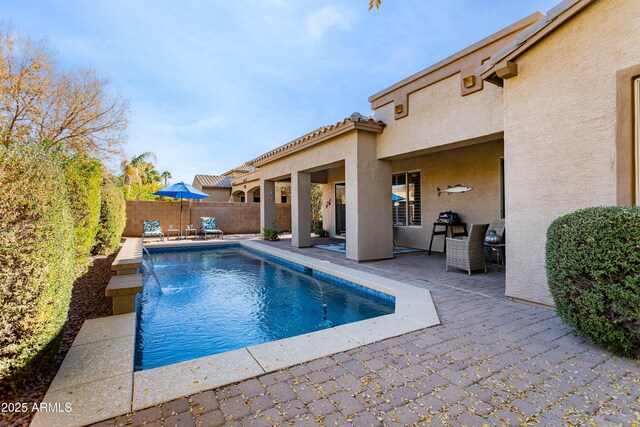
31,239 -> 440,426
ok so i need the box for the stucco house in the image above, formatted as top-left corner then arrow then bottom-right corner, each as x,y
192,174 -> 233,201
230,0 -> 639,307
231,172 -> 291,204
193,164 -> 254,201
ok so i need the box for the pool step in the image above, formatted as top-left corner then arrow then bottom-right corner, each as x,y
106,274 -> 142,314
111,237 -> 143,275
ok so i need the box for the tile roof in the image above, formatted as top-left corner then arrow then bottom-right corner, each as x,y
223,164 -> 252,176
193,174 -> 233,188
478,0 -> 597,79
249,113 -> 385,166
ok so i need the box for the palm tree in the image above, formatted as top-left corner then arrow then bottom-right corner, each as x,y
161,170 -> 172,187
121,151 -> 157,197
142,163 -> 161,185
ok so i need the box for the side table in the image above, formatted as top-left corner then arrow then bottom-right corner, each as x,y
484,243 -> 506,270
166,228 -> 180,240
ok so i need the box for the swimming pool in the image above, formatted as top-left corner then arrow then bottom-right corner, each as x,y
135,245 -> 395,370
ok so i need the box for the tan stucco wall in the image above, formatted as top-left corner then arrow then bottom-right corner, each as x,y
322,167 -> 346,237
316,140 -> 502,253
232,170 -> 261,188
275,182 -> 290,203
293,139 -> 502,254
201,187 -> 231,202
258,133 -> 355,181
260,135 -> 356,247
257,129 -> 392,260
231,180 -> 288,203
503,0 -> 640,306
375,74 -> 504,159
391,140 -> 503,251
346,131 -> 393,260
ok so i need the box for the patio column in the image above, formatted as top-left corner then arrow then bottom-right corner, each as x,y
260,180 -> 276,231
291,171 -> 311,248
345,131 -> 393,261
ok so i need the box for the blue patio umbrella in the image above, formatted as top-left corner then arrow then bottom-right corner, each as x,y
154,182 -> 209,238
392,193 -> 406,226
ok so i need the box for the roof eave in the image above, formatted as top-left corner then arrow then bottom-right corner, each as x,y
480,0 -> 598,85
250,120 -> 385,167
368,12 -> 544,104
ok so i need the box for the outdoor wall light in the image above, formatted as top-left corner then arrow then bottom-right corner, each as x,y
325,199 -> 332,208
463,75 -> 476,88
395,104 -> 404,114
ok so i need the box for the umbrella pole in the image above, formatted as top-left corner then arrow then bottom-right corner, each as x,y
180,196 -> 183,239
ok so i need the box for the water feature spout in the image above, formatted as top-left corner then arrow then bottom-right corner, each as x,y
142,246 -> 154,266
313,280 -> 333,328
142,258 -> 161,287
311,277 -> 324,298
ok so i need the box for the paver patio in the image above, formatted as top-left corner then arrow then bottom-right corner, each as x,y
92,238 -> 639,426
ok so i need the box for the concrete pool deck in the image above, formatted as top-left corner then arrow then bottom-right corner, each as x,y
31,238 -> 440,426
89,237 -> 638,427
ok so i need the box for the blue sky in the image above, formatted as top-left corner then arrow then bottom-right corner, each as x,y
2,0 -> 559,183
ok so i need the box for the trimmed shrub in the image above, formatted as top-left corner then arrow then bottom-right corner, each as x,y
263,228 -> 282,241
0,144 -> 75,381
63,155 -> 102,273
312,220 -> 328,237
546,206 -> 640,358
94,183 -> 126,255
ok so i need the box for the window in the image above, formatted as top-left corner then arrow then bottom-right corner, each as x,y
281,195 -> 287,203
392,171 -> 421,226
500,158 -> 505,218
636,77 -> 640,205
392,173 -> 407,226
240,195 -> 245,203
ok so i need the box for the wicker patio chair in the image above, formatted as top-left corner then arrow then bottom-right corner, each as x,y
445,223 -> 489,275
142,220 -> 164,243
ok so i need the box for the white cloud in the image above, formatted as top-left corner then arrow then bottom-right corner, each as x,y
305,5 -> 352,42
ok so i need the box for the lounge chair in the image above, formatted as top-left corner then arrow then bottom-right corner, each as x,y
142,220 -> 164,243
200,217 -> 224,240
445,223 -> 489,275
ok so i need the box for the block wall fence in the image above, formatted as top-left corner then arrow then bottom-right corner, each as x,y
124,201 -> 292,237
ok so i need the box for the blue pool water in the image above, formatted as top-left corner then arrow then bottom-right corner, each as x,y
135,246 -> 395,370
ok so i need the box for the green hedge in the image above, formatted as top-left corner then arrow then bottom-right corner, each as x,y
263,228 -> 282,241
0,144 -> 75,381
546,206 -> 640,358
311,219 -> 328,237
94,183 -> 126,255
64,155 -> 102,273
